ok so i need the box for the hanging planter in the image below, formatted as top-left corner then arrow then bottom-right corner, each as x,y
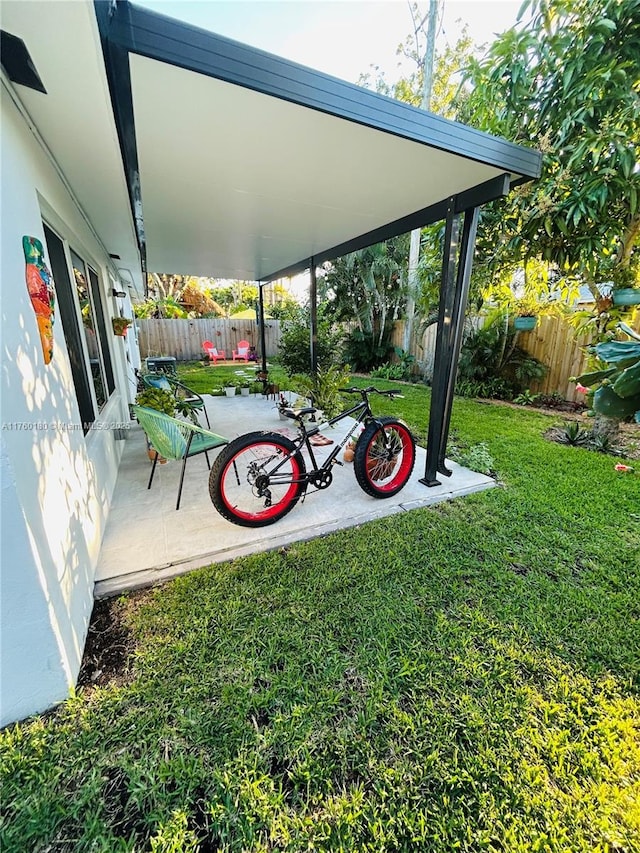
514,315 -> 537,331
612,288 -> 640,307
112,316 -> 132,336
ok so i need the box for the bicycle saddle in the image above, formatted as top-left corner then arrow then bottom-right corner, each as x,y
283,406 -> 317,419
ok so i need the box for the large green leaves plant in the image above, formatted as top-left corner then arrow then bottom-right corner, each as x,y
577,324 -> 640,422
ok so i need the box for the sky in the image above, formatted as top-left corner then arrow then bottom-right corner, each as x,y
137,0 -> 526,87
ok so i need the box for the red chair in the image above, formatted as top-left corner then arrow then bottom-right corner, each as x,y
202,340 -> 225,364
232,339 -> 251,361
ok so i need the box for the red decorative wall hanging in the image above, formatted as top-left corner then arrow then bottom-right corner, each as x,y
23,235 -> 55,364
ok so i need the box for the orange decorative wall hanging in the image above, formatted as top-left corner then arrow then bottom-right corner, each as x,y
23,236 -> 55,364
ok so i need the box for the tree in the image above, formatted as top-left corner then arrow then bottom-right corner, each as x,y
138,273 -> 224,318
358,10 -> 478,349
278,304 -> 341,376
461,0 -> 640,298
319,237 -> 409,371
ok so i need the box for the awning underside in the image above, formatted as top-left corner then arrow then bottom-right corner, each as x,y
129,53 -> 532,282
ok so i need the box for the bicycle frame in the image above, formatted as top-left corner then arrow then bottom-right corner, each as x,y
270,392 -> 386,488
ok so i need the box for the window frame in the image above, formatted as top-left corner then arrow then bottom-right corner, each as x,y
42,221 -> 116,431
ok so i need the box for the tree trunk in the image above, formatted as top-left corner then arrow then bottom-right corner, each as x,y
404,0 -> 440,355
592,413 -> 620,443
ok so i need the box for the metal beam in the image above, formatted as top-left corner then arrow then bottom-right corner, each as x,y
309,260 -> 318,375
421,198 -> 460,486
258,282 -> 268,377
261,173 -> 511,283
421,203 -> 480,485
438,206 -> 480,474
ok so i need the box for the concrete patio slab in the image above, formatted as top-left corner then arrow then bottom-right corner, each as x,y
95,394 -> 496,597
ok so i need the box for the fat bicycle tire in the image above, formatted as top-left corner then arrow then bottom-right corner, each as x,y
353,417 -> 415,498
209,431 -> 306,527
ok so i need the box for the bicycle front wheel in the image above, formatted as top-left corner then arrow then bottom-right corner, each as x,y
353,417 -> 415,498
209,431 -> 306,527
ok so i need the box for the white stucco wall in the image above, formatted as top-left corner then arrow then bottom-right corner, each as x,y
0,87 -> 134,726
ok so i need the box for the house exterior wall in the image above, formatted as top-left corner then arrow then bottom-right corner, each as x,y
0,86 -> 134,726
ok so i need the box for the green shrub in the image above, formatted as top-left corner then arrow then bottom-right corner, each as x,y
371,363 -> 407,380
456,311 -> 547,400
447,436 -> 496,476
343,328 -> 393,372
279,306 -> 341,375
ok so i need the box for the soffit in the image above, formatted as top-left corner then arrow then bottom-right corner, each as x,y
0,1 -> 142,292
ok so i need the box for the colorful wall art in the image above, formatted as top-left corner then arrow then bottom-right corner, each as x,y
23,235 -> 56,364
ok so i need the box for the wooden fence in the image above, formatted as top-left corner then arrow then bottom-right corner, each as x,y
519,315 -> 590,402
139,314 -> 636,403
136,318 -> 282,362
391,315 -> 600,403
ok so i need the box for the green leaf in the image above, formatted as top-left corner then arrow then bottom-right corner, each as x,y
618,322 -> 640,342
593,385 -> 640,419
594,340 -> 640,364
613,361 -> 640,399
576,367 -> 617,385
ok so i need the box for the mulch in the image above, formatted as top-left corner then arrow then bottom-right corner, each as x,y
77,597 -> 137,690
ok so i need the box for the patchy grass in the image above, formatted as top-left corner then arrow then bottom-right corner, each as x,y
1,388 -> 639,852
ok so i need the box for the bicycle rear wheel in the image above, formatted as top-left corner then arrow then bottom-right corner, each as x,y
353,417 -> 415,498
209,431 -> 306,527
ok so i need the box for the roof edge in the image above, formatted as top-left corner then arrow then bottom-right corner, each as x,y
106,0 -> 542,181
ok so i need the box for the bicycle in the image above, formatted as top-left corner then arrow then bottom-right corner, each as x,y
209,386 -> 416,527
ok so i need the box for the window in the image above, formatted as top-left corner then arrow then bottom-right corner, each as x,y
70,250 -> 115,409
42,223 -> 115,432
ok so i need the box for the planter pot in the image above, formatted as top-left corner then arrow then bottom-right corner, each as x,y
240,387 -> 250,396
224,387 -> 236,397
612,288 -> 640,307
147,447 -> 166,464
514,315 -> 537,331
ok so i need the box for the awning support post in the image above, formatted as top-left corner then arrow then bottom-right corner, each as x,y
309,259 -> 318,376
421,201 -> 479,486
258,282 -> 268,377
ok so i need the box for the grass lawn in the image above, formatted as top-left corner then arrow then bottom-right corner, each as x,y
1,382 -> 639,852
177,360 -> 293,395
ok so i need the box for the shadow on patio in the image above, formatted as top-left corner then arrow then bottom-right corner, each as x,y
95,393 -> 495,597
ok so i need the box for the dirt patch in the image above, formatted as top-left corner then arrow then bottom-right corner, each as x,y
77,596 -> 139,689
475,397 -> 586,414
544,421 -> 640,460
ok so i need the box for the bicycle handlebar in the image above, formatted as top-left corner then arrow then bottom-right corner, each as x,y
339,386 -> 404,398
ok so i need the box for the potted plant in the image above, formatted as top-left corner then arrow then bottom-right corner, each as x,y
277,392 -> 292,420
239,381 -> 251,396
343,426 -> 363,463
290,365 -> 351,419
512,296 -> 539,331
134,387 -> 175,462
223,380 -> 236,397
112,316 -> 132,336
612,287 -> 640,307
609,268 -> 640,307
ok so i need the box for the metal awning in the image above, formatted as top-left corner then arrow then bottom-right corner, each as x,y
3,0 -> 541,488
96,1 -> 541,283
